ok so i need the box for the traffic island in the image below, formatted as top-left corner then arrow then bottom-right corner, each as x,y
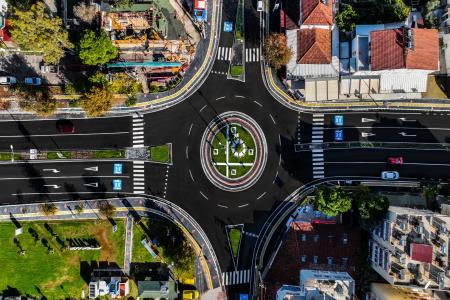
200,111 -> 267,192
225,224 -> 243,270
227,0 -> 245,81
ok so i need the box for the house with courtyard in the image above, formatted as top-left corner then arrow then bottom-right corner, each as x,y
137,280 -> 179,300
282,0 -> 340,101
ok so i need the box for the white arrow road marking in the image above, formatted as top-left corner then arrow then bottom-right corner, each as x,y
84,182 -> 99,188
43,184 -> 60,189
398,117 -> 416,122
84,166 -> 98,172
43,169 -> 60,173
361,132 -> 376,137
399,132 -> 417,137
361,118 -> 376,123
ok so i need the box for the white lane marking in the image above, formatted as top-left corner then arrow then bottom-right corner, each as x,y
273,171 -> 278,183
217,204 -> 228,208
257,191 -> 266,200
188,123 -> 193,136
0,132 -> 129,138
199,104 -> 207,112
199,191 -> 208,200
0,175 -> 129,180
253,100 -> 263,107
215,96 -> 225,101
323,126 -> 450,131
278,134 -> 282,145
238,203 -> 249,208
11,191 -> 128,196
235,95 -> 245,98
279,153 -> 282,166
326,161 -> 450,167
185,146 -> 189,159
189,169 -> 194,182
269,114 -> 276,124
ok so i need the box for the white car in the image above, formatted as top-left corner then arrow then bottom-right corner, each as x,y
257,0 -> 263,11
381,171 -> 399,180
0,76 -> 17,85
24,77 -> 42,85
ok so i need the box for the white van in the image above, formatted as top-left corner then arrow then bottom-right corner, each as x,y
0,76 -> 17,85
257,0 -> 263,11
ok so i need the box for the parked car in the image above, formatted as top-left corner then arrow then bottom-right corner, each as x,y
381,171 -> 399,180
0,76 -> 17,85
257,0 -> 263,11
56,120 -> 75,133
24,77 -> 42,85
387,156 -> 404,165
182,290 -> 199,300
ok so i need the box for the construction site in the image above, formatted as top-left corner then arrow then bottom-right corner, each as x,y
100,0 -> 201,92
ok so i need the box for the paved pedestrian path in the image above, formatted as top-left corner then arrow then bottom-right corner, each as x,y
123,214 -> 134,274
222,269 -> 250,286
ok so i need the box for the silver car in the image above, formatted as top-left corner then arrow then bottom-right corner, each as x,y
381,171 -> 399,180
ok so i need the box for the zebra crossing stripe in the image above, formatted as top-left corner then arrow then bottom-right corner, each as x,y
222,269 -> 251,286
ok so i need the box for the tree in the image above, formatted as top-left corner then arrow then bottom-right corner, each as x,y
424,0 -> 440,28
110,73 -> 142,95
40,203 -> 58,216
89,71 -> 109,87
78,30 -> 118,65
315,186 -> 352,217
80,86 -> 112,117
354,185 -> 389,226
17,88 -> 58,116
110,0 -> 133,8
10,2 -> 73,64
73,2 -> 98,24
263,33 -> 292,70
379,0 -> 409,23
336,3 -> 359,32
98,201 -> 116,219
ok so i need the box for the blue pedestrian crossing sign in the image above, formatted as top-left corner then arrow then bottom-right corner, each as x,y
224,21 -> 233,33
113,179 -> 122,191
113,163 -> 123,174
334,130 -> 344,141
333,115 -> 344,126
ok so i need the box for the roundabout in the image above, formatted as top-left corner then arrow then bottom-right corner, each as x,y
200,111 -> 268,192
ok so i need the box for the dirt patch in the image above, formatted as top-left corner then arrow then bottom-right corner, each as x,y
95,226 -> 116,263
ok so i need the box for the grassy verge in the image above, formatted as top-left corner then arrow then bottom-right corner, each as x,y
235,0 -> 244,42
149,145 -> 171,163
0,220 -> 125,299
228,125 -> 256,164
0,153 -> 21,161
47,151 -> 72,159
230,65 -> 243,77
229,228 -> 241,257
91,150 -> 125,159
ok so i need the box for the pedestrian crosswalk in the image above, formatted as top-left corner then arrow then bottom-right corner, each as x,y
132,113 -> 145,148
244,47 -> 260,62
216,46 -> 261,62
222,269 -> 250,286
312,113 -> 324,179
133,161 -> 145,194
217,46 -> 232,61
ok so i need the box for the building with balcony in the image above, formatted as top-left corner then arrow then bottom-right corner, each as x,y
369,206 -> 450,291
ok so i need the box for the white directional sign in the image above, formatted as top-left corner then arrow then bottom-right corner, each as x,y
84,166 -> 98,172
398,132 -> 417,137
361,118 -> 376,123
361,132 -> 376,137
43,184 -> 60,189
84,182 -> 99,188
43,169 -> 60,173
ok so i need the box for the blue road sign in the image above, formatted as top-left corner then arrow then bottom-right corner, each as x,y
113,163 -> 123,174
334,115 -> 344,126
239,295 -> 249,300
113,179 -> 122,191
224,21 -> 233,33
334,130 -> 344,141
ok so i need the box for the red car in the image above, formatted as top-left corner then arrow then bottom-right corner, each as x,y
387,156 -> 404,165
57,120 -> 75,133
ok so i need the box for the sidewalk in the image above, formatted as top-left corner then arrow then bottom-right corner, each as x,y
0,196 -> 224,293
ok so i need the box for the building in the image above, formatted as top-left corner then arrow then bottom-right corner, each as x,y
282,0 -> 340,101
276,270 -> 355,300
367,283 -> 441,300
369,206 -> 450,291
89,277 -> 130,299
137,280 -> 179,300
346,23 -> 439,96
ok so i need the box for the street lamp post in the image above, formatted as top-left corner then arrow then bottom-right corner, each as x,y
9,145 -> 14,163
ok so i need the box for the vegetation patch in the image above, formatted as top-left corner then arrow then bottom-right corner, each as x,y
91,150 -> 125,159
47,151 -> 72,159
0,153 -> 21,161
229,228 -> 241,257
230,65 -> 243,77
0,220 -> 125,299
149,145 -> 171,163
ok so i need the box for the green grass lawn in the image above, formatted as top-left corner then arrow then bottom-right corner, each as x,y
47,151 -> 72,159
150,145 -> 171,163
91,150 -> 125,159
0,220 -> 125,299
229,228 -> 241,257
0,153 -> 21,161
227,125 -> 256,164
230,65 -> 243,77
229,165 -> 252,179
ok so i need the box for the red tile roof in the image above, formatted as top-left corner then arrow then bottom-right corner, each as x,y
297,28 -> 331,64
370,28 -> 438,71
0,19 -> 11,42
410,243 -> 433,264
301,0 -> 333,25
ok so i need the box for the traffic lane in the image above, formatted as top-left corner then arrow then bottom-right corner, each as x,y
0,132 -> 130,151
0,116 -> 131,136
0,161 -> 132,179
323,127 -> 448,143
323,112 -> 450,128
2,175 -> 132,204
